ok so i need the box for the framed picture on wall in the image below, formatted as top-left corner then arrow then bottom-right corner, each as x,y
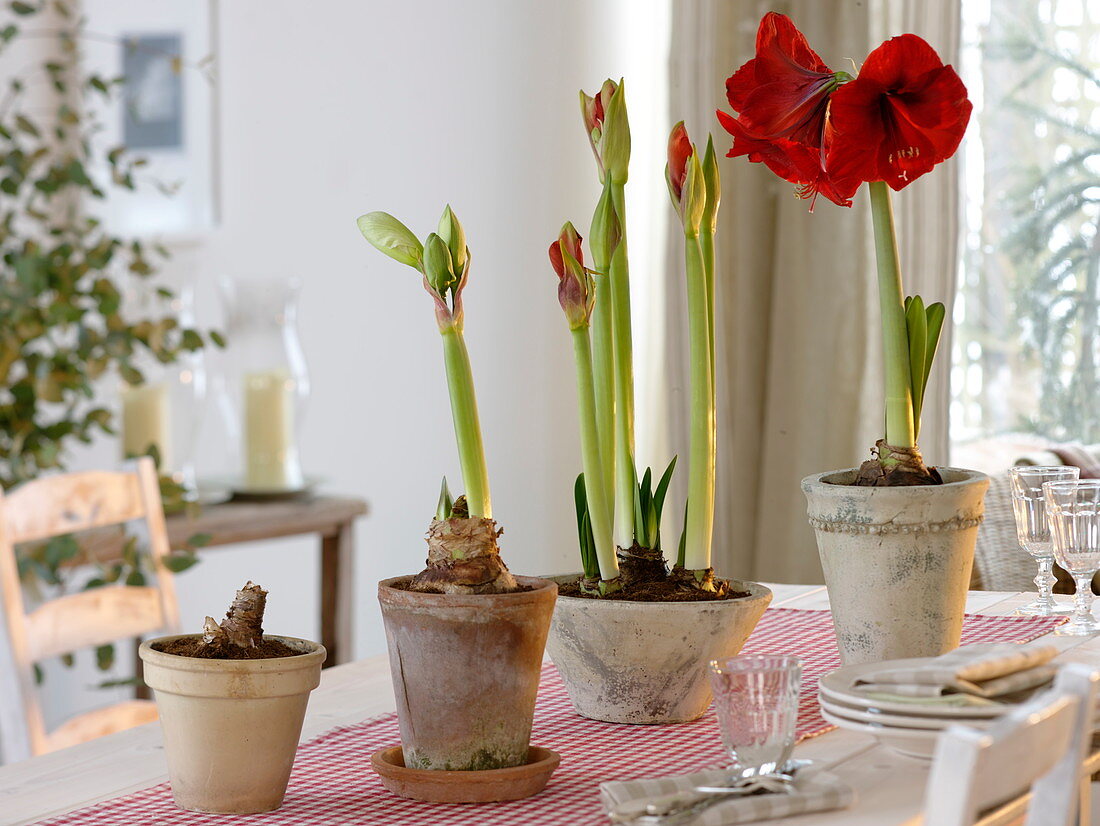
82,0 -> 219,236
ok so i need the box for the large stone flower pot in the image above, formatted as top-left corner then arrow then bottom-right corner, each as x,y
802,467 -> 989,665
139,634 -> 325,814
544,575 -> 772,724
377,575 -> 557,771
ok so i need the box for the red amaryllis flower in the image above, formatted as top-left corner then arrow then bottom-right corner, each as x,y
828,34 -> 972,191
666,121 -> 693,204
725,12 -> 849,148
717,12 -> 856,208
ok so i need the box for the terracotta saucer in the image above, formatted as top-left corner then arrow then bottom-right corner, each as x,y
370,746 -> 560,803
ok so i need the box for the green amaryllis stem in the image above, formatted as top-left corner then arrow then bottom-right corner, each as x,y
440,327 -> 491,518
571,327 -> 618,580
590,266 -> 615,514
699,228 -> 716,405
683,233 -> 715,572
609,181 -> 635,549
868,181 -> 916,451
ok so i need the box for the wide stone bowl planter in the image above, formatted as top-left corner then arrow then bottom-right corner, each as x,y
139,634 -> 325,814
802,467 -> 989,665
377,575 -> 557,772
544,575 -> 772,724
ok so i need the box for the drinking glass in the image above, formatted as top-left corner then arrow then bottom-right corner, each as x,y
1009,466 -> 1079,615
1043,480 -> 1100,636
708,656 -> 801,779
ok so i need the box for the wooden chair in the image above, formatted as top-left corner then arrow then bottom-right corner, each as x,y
922,663 -> 1099,826
0,458 -> 179,762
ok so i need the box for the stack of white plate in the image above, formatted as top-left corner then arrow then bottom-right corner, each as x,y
819,658 -> 1012,760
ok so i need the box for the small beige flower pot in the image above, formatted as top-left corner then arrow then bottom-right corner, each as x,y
545,576 -> 772,724
139,634 -> 325,814
802,467 -> 989,665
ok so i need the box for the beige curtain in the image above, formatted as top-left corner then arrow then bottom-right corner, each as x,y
664,0 -> 964,583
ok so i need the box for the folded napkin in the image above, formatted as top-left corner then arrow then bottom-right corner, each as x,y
853,643 -> 1059,699
601,766 -> 854,825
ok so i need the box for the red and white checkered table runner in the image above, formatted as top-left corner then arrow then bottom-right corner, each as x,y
33,609 -> 1063,826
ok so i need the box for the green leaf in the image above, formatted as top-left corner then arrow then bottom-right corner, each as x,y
60,652 -> 74,667
905,295 -> 927,436
95,643 -> 114,671
923,302 -> 946,392
14,114 -> 38,136
357,212 -> 423,269
96,676 -> 144,689
125,570 -> 146,586
652,456 -> 677,552
631,456 -> 645,547
652,456 -> 677,523
185,532 -> 212,548
43,534 -> 78,567
209,330 -> 227,348
180,329 -> 203,350
574,473 -> 599,580
676,498 -> 688,570
10,2 -> 37,16
435,476 -> 453,520
162,551 -> 198,573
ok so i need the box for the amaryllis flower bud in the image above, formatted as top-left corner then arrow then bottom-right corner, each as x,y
437,204 -> 469,275
423,233 -> 456,296
666,122 -> 693,203
580,78 -> 630,184
588,182 -> 621,268
549,222 -> 594,330
422,232 -> 466,330
666,122 -> 706,235
701,136 -> 721,234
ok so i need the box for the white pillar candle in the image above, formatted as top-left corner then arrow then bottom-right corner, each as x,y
243,370 -> 300,489
120,383 -> 172,470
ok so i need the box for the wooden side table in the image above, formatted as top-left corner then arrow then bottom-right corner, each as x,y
165,496 -> 368,669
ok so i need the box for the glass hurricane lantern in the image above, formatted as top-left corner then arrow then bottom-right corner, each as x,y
217,277 -> 310,493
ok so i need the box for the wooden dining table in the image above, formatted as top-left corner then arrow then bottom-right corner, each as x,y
2,583 -> 1099,826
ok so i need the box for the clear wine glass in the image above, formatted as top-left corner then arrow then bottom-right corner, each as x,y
1009,466 -> 1079,615
708,656 -> 801,780
1043,480 -> 1100,636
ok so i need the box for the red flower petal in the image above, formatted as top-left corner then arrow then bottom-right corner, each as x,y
724,12 -> 837,149
751,12 -> 831,82
717,110 -> 855,208
548,240 -> 564,278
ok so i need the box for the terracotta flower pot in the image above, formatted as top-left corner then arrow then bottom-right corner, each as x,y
544,575 -> 773,724
377,575 -> 557,771
139,634 -> 325,814
802,467 -> 989,665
